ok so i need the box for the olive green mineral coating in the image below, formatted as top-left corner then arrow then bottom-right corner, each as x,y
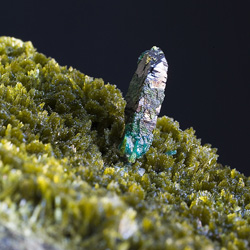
0,37 -> 250,250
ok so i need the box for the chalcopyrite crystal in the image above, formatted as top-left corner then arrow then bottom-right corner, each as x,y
120,46 -> 168,163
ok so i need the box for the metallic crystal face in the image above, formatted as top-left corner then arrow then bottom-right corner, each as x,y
119,46 -> 168,163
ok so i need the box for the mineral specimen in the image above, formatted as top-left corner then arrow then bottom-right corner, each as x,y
0,37 -> 250,250
120,46 -> 168,163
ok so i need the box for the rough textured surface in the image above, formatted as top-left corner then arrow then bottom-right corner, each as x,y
120,46 -> 168,163
0,223 -> 61,250
0,37 -> 250,250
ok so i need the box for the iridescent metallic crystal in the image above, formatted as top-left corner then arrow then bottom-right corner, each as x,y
120,46 -> 168,163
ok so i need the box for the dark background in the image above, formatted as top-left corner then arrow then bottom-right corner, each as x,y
1,1 -> 250,175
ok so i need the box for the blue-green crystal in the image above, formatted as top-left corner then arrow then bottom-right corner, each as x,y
165,150 -> 177,156
119,123 -> 152,163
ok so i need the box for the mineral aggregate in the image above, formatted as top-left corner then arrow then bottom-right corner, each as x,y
0,37 -> 250,250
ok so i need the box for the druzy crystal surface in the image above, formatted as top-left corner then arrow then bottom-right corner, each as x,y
0,37 -> 250,250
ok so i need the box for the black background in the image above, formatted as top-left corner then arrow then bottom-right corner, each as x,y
1,1 -> 250,175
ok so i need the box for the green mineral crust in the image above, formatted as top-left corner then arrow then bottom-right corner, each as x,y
0,37 -> 250,250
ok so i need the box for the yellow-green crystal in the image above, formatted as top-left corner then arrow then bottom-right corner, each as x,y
0,37 -> 250,250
